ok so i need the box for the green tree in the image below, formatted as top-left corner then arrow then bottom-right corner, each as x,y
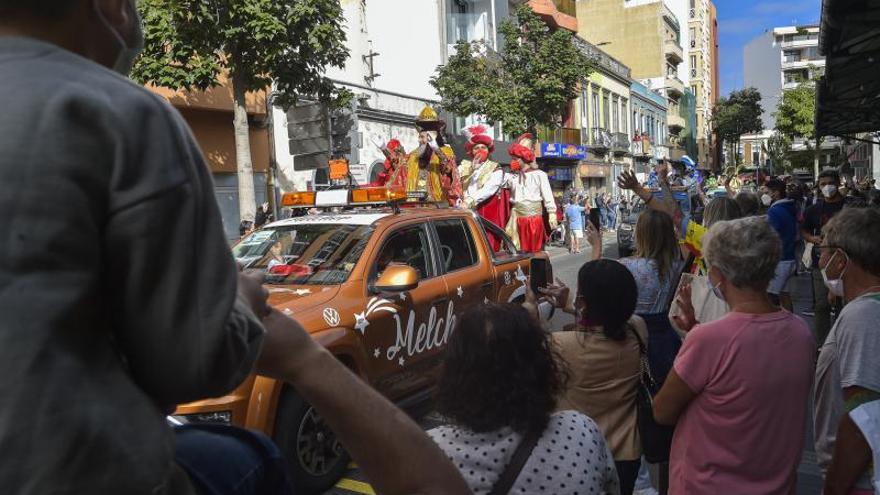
763,133 -> 792,174
774,81 -> 822,178
430,4 -> 594,137
712,87 -> 764,168
133,0 -> 350,222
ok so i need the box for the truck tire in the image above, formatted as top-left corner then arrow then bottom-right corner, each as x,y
273,388 -> 350,494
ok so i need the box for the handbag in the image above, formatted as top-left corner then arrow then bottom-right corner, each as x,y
669,272 -> 729,333
488,427 -> 542,495
631,327 -> 675,464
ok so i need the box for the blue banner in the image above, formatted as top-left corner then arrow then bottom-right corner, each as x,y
541,142 -> 562,157
541,142 -> 586,160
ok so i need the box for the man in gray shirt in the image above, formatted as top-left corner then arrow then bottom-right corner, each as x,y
0,2 -> 476,495
0,1 -> 274,493
813,208 -> 880,493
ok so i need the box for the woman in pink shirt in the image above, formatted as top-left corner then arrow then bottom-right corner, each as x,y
653,217 -> 816,494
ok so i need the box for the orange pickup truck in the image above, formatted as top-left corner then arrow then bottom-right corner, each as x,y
172,202 -> 552,493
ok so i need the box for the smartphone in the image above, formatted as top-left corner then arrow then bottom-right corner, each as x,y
529,258 -> 551,294
589,208 -> 602,231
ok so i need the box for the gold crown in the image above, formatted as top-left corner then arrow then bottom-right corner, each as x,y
417,105 -> 438,122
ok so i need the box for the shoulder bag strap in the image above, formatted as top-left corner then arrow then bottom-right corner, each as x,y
629,326 -> 658,390
488,428 -> 542,495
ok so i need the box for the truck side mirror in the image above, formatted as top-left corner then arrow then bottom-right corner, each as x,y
374,264 -> 419,293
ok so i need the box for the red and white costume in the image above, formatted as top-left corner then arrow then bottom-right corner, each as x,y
460,125 -> 510,251
506,135 -> 557,253
370,138 -> 407,189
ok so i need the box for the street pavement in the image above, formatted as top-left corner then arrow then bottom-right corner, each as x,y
324,233 -> 825,495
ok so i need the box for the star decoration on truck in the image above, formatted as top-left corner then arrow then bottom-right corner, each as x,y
354,311 -> 369,334
457,286 -> 464,298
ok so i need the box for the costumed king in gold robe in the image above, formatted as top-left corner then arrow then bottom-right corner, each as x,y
405,106 -> 461,206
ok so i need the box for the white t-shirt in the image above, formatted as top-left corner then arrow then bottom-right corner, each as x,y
850,400 -> 880,493
428,410 -> 620,495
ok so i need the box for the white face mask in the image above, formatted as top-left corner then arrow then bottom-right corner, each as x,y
707,270 -> 726,302
821,250 -> 847,297
761,194 -> 773,206
94,0 -> 144,76
821,185 -> 838,199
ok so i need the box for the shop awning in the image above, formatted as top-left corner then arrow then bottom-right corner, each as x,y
815,0 -> 880,138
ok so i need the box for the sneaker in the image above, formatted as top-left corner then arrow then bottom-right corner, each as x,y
802,310 -> 815,317
634,489 -> 659,495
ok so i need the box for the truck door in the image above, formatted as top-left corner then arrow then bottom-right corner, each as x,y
361,223 -> 449,398
476,217 -> 531,304
432,216 -> 494,320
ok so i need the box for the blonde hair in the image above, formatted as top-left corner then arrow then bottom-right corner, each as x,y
634,209 -> 679,281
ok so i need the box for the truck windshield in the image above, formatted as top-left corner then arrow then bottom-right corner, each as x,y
233,224 -> 374,285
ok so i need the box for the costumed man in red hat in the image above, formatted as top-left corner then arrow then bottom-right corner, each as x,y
460,125 -> 510,251
406,106 -> 462,206
506,133 -> 557,253
370,138 -> 408,188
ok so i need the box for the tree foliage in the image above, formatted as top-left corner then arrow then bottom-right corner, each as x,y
712,87 -> 764,145
132,0 -> 351,109
774,81 -> 817,144
430,5 -> 594,137
763,132 -> 792,173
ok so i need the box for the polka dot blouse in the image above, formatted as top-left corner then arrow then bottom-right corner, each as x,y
428,410 -> 620,494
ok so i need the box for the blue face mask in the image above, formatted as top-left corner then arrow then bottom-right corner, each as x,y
707,274 -> 725,302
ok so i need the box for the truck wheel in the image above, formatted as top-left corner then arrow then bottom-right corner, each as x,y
273,388 -> 350,494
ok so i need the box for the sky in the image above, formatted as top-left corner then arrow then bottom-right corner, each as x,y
715,0 -> 822,96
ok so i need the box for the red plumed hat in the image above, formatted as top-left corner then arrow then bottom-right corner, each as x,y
508,143 -> 536,164
464,124 -> 495,152
386,139 -> 403,153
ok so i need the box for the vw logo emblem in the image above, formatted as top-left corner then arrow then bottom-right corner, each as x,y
323,308 -> 341,327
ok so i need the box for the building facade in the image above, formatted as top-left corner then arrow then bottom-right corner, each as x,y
575,0 -> 700,168
743,24 -> 843,174
744,25 -> 824,131
273,0 -> 576,192
687,0 -> 718,169
630,80 -> 670,173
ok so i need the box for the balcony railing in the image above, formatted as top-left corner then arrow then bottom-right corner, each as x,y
665,39 -> 684,65
590,128 -> 612,149
538,126 -> 581,146
689,8 -> 695,18
665,75 -> 685,99
612,132 -> 630,154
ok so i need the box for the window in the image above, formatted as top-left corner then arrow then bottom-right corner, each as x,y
479,218 -> 518,260
434,219 -> 478,273
602,92 -> 610,129
633,110 -> 639,135
373,225 -> 434,281
690,55 -> 697,69
611,96 -> 619,133
234,224 -> 375,285
621,98 -> 628,134
591,91 -> 600,129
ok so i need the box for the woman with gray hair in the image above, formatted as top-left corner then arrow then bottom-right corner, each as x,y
651,217 -> 816,494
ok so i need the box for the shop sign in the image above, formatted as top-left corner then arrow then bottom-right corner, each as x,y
541,142 -> 586,160
560,144 -> 587,160
541,142 -> 561,157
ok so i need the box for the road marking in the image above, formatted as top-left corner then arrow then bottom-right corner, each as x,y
335,478 -> 376,494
